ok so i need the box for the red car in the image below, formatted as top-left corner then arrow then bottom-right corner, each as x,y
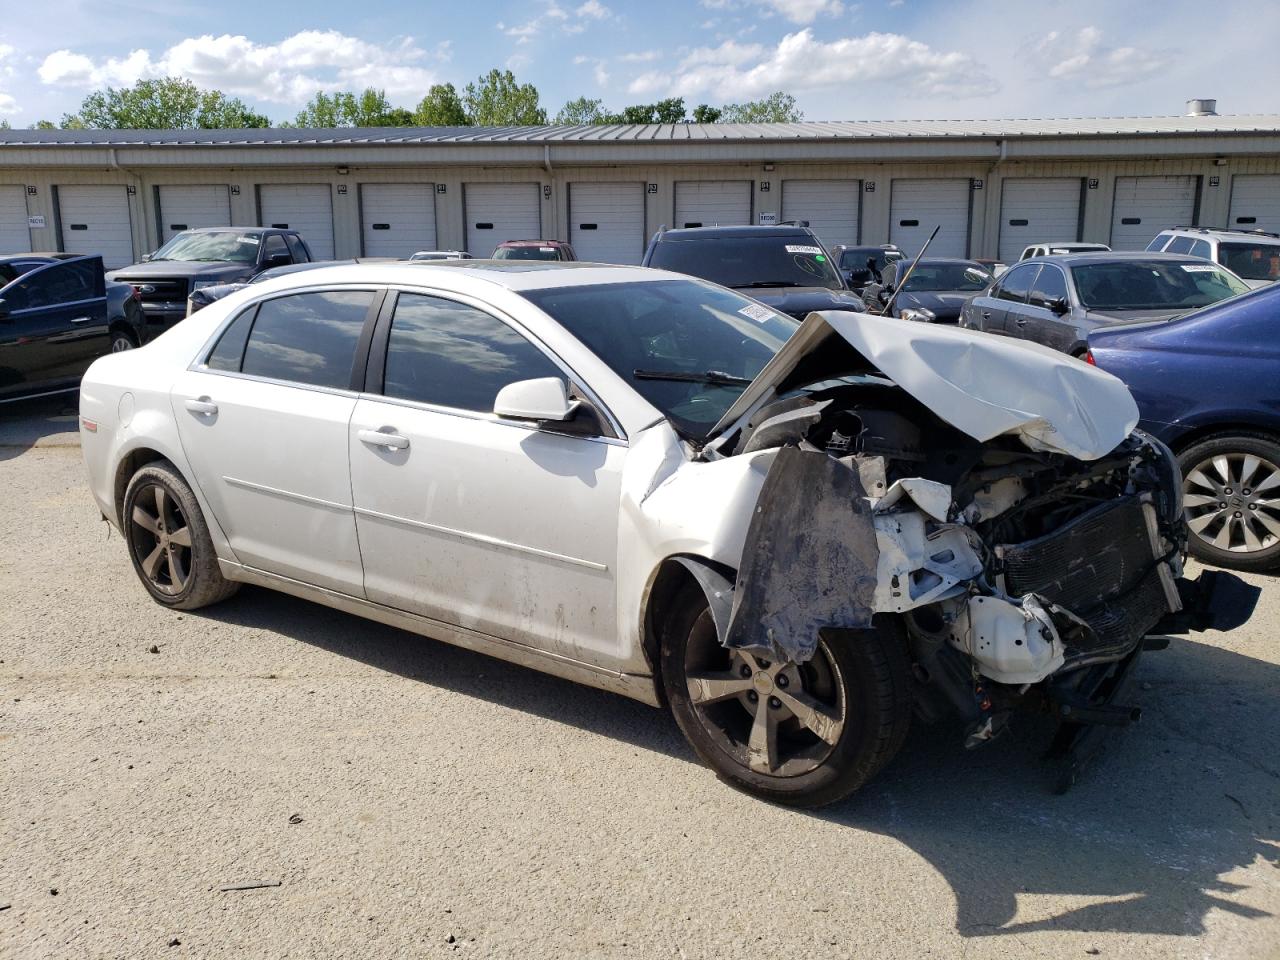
491,240 -> 578,262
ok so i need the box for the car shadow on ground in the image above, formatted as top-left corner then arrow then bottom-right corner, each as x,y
0,396 -> 80,462
201,587 -> 1279,941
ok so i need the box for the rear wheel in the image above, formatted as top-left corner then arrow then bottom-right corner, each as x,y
661,586 -> 912,807
1178,433 -> 1280,572
109,329 -> 138,353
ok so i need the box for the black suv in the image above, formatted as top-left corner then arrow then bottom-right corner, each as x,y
108,227 -> 314,335
641,225 -> 866,321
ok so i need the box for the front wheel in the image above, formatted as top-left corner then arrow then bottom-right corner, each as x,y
1178,433 -> 1280,572
661,587 -> 912,808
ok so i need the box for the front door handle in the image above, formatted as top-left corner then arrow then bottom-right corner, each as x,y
185,397 -> 218,416
358,428 -> 410,451
980,310 -> 992,320
1015,317 -> 1029,326
69,316 -> 94,325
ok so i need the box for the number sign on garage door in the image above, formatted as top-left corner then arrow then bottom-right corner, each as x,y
781,180 -> 860,248
361,184 -> 436,258
157,185 -> 231,243
258,184 -> 335,260
57,185 -> 134,267
0,185 -> 30,253
889,179 -> 970,257
1110,176 -> 1198,250
674,181 -> 752,229
998,178 -> 1083,262
570,182 -> 645,264
1228,175 -> 1280,234
465,183 -> 541,257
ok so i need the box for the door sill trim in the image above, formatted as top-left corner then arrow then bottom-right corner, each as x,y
218,559 -> 660,707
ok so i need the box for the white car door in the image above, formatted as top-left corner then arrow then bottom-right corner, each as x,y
171,288 -> 379,595
348,290 -> 625,667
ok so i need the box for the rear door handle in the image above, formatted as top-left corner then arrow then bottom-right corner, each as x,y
69,316 -> 94,325
184,397 -> 218,416
358,428 -> 410,451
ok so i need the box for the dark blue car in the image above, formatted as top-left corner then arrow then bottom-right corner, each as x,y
1087,284 -> 1280,572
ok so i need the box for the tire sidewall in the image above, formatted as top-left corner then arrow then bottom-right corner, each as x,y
122,463 -> 206,608
1177,434 -> 1280,571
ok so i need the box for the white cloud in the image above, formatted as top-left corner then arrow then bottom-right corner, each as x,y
502,0 -> 607,42
631,29 -> 996,100
37,31 -> 440,103
1034,26 -> 1167,89
619,50 -> 661,63
577,1 -> 611,18
698,0 -> 842,25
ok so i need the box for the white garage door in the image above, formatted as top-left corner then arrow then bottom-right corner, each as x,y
1110,176 -> 1198,250
361,183 -> 436,258
998,178 -> 1083,262
1228,175 -> 1280,234
569,182 -> 645,264
675,181 -> 752,229
57,185 -> 134,267
465,182 -> 541,257
781,180 -> 860,249
0,185 -> 30,253
259,184 -> 335,260
890,179 -> 971,257
158,185 -> 231,242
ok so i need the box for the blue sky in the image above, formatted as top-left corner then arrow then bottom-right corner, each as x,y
0,0 -> 1274,125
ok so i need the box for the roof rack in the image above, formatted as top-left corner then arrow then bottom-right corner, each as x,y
1169,225 -> 1280,239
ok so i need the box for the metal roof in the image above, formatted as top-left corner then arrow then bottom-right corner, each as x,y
3,114 -> 1280,147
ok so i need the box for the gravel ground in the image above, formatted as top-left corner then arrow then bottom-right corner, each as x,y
1,399 -> 1278,960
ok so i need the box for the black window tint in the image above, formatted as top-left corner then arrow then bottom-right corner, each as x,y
383,294 -> 561,412
285,235 -> 309,262
1029,265 -> 1068,307
206,309 -> 254,371
996,264 -> 1037,303
1145,232 -> 1173,252
262,235 -> 289,262
1164,236 -> 1196,254
241,290 -> 373,388
1190,238 -> 1213,260
4,259 -> 99,311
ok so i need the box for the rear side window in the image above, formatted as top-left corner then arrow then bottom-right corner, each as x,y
239,290 -> 374,388
1028,265 -> 1068,307
382,293 -> 561,412
1164,236 -> 1196,254
1146,232 -> 1174,252
206,311 -> 253,371
996,264 -> 1037,303
285,235 -> 309,262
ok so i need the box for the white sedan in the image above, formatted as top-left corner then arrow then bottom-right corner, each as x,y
79,261 -> 1247,805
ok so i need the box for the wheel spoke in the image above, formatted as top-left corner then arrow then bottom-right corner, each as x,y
1254,469 -> 1280,495
1182,493 -> 1219,508
1211,456 -> 1233,485
1240,518 -> 1263,551
1185,469 -> 1218,492
775,688 -> 842,745
153,485 -> 167,524
1212,519 -> 1234,549
687,670 -> 754,705
168,525 -> 192,548
131,505 -> 160,536
1187,512 -> 1220,534
1239,456 -> 1261,488
142,543 -> 166,579
747,698 -> 779,774
1255,510 -> 1280,537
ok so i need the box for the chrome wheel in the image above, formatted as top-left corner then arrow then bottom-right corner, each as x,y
1183,453 -> 1280,554
127,483 -> 193,595
110,334 -> 135,353
685,626 -> 846,778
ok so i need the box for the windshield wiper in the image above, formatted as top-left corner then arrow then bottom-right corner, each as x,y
739,280 -> 806,288
633,368 -> 752,386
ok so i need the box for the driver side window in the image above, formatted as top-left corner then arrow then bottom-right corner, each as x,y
996,264 -> 1037,303
261,234 -> 290,264
1028,265 -> 1068,308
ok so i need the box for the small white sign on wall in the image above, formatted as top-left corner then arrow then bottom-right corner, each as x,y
27,215 -> 45,228
758,212 -> 777,225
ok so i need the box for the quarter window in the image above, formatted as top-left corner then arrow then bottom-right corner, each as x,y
285,235 -> 309,262
382,293 -> 562,413
995,264 -> 1037,303
1190,239 -> 1213,260
1164,236 -> 1196,254
239,290 -> 374,388
1028,265 -> 1068,307
206,310 -> 254,371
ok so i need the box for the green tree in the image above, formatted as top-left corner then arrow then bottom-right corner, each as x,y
61,77 -> 270,129
691,103 -> 722,123
718,91 -> 803,123
33,119 -> 58,130
555,96 -> 612,125
615,97 -> 687,124
0,119 -> 9,130
413,83 -> 468,125
462,69 -> 546,125
291,88 -> 410,127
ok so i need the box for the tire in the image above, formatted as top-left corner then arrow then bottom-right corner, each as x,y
1177,433 -> 1280,572
109,328 -> 138,353
122,460 -> 239,610
661,585 -> 912,808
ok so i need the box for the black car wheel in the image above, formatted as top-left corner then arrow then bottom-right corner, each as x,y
1178,433 -> 1280,572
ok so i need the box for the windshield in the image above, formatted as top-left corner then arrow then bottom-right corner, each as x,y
1071,260 -> 1250,311
900,263 -> 992,292
493,246 -> 560,261
151,231 -> 261,263
839,248 -> 902,273
649,236 -> 844,291
1218,242 -> 1280,282
519,278 -> 798,439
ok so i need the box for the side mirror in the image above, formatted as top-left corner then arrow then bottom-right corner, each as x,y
140,253 -> 153,263
1048,296 -> 1069,315
263,253 -> 291,269
493,377 -> 578,423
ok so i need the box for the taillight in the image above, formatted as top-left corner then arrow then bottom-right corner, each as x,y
1084,350 -> 1096,366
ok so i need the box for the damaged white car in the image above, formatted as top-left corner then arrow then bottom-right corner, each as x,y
79,262 -> 1258,807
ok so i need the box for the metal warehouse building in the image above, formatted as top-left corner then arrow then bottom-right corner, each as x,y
2,109 -> 1279,268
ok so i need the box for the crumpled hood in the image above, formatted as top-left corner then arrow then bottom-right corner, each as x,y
894,290 -> 973,321
108,260 -> 254,282
737,285 -> 866,319
711,311 -> 1139,461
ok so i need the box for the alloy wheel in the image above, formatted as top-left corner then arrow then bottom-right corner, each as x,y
1183,452 -> 1280,554
128,483 -> 194,595
111,335 -> 135,353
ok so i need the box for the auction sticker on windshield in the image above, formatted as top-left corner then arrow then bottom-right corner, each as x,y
1181,264 -> 1217,272
237,235 -> 260,244
785,245 -> 824,255
738,302 -> 776,323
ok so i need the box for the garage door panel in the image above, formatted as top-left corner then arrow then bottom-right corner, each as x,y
1110,176 -> 1197,251
259,184 -> 335,260
362,184 -> 436,258
57,185 -> 134,268
781,180 -> 860,249
570,182 -> 644,264
998,178 -> 1082,262
1228,175 -> 1280,234
890,179 -> 970,258
675,181 -> 751,229
0,185 -> 30,253
466,183 -> 541,257
158,185 -> 231,242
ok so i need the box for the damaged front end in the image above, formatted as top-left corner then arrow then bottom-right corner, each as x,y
691,313 -> 1259,788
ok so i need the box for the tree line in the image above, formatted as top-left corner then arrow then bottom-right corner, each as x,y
3,71 -> 802,130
